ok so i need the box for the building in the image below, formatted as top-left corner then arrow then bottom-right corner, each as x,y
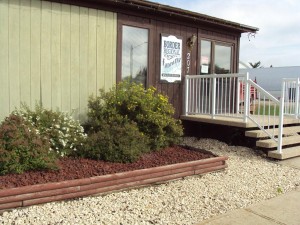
0,0 -> 258,121
240,66 -> 300,98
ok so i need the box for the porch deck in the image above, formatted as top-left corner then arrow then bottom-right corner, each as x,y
181,114 -> 300,129
183,74 -> 300,159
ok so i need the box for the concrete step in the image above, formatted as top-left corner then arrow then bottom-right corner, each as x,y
256,135 -> 300,148
268,146 -> 300,159
245,126 -> 300,138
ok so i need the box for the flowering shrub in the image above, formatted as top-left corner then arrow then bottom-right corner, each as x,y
0,115 -> 58,175
13,104 -> 86,157
87,81 -> 183,151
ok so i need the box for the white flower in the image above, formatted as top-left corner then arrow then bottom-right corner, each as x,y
60,139 -> 66,147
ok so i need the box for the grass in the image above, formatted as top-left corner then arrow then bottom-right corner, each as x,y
254,104 -> 280,116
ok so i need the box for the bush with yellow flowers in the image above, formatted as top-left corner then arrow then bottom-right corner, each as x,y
84,81 -> 183,162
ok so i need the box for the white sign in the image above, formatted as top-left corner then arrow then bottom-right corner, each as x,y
201,65 -> 209,74
160,35 -> 182,82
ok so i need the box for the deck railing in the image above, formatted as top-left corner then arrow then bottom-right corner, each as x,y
281,78 -> 300,117
184,73 -> 299,153
184,73 -> 247,120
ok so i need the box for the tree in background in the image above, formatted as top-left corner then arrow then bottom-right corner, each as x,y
249,61 -> 261,68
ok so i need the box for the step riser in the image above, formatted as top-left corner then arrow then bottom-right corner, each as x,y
245,124 -> 300,159
246,126 -> 300,138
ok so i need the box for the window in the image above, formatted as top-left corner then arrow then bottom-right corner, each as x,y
199,40 -> 232,74
121,25 -> 149,87
200,40 -> 211,75
215,45 -> 232,74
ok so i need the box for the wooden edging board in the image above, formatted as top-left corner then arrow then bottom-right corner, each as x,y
0,156 -> 228,212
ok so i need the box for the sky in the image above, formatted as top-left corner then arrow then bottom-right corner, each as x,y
153,0 -> 300,68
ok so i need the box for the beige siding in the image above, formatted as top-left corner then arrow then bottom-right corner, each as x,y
0,0 -> 10,119
0,0 -> 117,121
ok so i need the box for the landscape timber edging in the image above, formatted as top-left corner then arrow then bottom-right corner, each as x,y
0,156 -> 228,212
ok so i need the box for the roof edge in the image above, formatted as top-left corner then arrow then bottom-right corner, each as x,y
123,0 -> 259,33
45,0 -> 259,33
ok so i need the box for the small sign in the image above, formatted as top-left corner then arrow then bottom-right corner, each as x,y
201,65 -> 209,74
160,34 -> 182,83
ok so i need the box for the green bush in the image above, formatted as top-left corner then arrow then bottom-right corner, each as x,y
13,104 -> 86,157
87,81 -> 183,150
0,115 -> 58,175
78,120 -> 150,163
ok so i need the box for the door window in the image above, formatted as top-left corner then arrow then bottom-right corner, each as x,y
199,40 -> 232,74
215,45 -> 232,74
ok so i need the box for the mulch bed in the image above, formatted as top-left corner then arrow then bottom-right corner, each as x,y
0,145 -> 215,189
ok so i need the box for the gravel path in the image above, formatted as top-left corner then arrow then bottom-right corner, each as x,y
1,137 -> 300,225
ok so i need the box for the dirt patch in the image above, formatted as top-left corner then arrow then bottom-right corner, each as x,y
0,145 -> 215,189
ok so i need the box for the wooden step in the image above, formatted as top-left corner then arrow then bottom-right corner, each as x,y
256,135 -> 300,148
245,126 -> 300,138
268,146 -> 300,159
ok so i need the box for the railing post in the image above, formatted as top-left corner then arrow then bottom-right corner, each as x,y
296,78 -> 300,118
244,72 -> 250,123
237,76 -> 241,114
277,81 -> 285,153
184,76 -> 189,116
211,74 -> 216,119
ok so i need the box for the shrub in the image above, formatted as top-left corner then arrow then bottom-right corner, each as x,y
87,81 -> 183,150
0,115 -> 58,175
78,120 -> 150,163
13,104 -> 86,157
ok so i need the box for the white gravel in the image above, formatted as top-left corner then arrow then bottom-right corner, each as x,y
1,137 -> 300,225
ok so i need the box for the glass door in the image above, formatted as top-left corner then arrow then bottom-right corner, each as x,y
199,40 -> 233,113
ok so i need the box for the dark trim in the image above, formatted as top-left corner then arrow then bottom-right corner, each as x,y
45,0 -> 258,33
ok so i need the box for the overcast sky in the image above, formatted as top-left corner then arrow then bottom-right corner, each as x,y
154,0 -> 300,68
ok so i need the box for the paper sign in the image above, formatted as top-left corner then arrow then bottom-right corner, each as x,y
201,65 -> 209,73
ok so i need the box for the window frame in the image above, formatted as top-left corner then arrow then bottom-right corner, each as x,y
117,16 -> 153,87
198,38 -> 234,75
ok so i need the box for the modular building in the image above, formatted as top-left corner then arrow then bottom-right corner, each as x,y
240,67 -> 300,99
0,0 -> 258,121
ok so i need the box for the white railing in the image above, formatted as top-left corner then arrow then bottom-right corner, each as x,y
281,78 -> 300,117
184,73 -> 300,154
184,73 -> 248,120
247,80 -> 281,145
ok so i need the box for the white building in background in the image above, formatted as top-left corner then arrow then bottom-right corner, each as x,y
240,66 -> 300,98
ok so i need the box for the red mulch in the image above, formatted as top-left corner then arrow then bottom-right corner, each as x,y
0,146 -> 215,189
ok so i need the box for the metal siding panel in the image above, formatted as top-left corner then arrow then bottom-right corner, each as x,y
70,5 -> 80,119
96,10 -> 106,93
19,0 -> 31,106
79,7 -> 89,121
0,0 -> 10,120
30,0 -> 41,108
87,8 -> 97,97
41,1 -> 52,108
8,0 -> 20,111
61,4 -> 71,112
104,11 -> 116,91
112,13 -> 117,86
51,2 -> 62,110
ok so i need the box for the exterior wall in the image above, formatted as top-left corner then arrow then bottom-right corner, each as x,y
0,0 -> 117,121
117,14 -> 240,118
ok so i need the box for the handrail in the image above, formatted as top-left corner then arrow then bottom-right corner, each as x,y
248,80 -> 280,103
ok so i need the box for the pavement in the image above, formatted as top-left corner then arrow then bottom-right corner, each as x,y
197,157 -> 300,225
